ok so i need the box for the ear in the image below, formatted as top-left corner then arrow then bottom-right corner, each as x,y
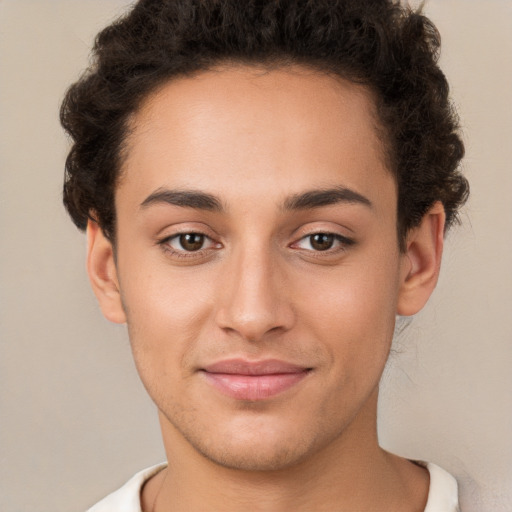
86,219 -> 126,324
397,202 -> 445,316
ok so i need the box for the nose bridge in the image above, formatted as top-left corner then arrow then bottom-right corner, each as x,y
216,238 -> 292,340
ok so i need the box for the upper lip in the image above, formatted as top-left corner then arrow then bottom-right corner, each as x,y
202,359 -> 310,375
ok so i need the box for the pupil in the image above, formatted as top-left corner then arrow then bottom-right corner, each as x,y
311,233 -> 334,251
180,233 -> 204,251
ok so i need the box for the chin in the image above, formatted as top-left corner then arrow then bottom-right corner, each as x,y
193,438 -> 311,472
174,412 -> 321,472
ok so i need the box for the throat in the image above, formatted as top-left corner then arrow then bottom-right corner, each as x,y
141,451 -> 429,512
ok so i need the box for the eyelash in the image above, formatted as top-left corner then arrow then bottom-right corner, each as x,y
157,231 -> 355,260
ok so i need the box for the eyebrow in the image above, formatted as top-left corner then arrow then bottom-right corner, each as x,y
139,185 -> 372,213
282,187 -> 373,211
140,188 -> 224,211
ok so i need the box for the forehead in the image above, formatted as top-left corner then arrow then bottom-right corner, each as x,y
119,65 -> 394,210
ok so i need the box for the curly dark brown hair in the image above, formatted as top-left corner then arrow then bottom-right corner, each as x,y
61,0 -> 468,249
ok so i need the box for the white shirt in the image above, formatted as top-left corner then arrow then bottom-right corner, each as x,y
87,461 -> 460,512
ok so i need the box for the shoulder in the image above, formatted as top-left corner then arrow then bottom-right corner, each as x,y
418,461 -> 460,512
86,463 -> 167,512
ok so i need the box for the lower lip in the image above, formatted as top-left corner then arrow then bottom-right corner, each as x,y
202,371 -> 310,400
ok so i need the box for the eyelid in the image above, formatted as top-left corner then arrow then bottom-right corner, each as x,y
155,221 -> 216,239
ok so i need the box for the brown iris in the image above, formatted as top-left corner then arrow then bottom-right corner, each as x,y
179,233 -> 205,251
310,233 -> 335,251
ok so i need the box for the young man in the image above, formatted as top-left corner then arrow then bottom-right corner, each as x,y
61,1 -> 468,510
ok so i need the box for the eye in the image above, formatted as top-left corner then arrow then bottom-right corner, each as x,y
166,233 -> 215,252
293,232 -> 353,252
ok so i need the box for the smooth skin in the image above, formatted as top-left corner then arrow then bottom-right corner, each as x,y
87,65 -> 445,511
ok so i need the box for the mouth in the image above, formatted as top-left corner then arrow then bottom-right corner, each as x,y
200,359 -> 312,401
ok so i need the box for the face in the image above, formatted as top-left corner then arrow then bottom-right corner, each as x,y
105,66 -> 411,470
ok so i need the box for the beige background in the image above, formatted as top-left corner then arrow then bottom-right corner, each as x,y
0,0 -> 510,510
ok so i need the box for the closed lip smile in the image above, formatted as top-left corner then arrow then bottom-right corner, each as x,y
200,359 -> 312,401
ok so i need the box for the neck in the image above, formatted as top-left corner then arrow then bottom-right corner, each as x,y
143,390 -> 429,512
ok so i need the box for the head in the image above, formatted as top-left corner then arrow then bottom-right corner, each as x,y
61,0 -> 468,472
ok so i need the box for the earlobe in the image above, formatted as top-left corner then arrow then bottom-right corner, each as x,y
86,219 -> 126,324
397,202 -> 445,317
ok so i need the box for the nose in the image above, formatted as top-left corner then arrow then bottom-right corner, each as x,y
215,244 -> 295,342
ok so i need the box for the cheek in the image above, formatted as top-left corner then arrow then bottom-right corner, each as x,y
296,256 -> 400,374
118,260 -> 218,377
